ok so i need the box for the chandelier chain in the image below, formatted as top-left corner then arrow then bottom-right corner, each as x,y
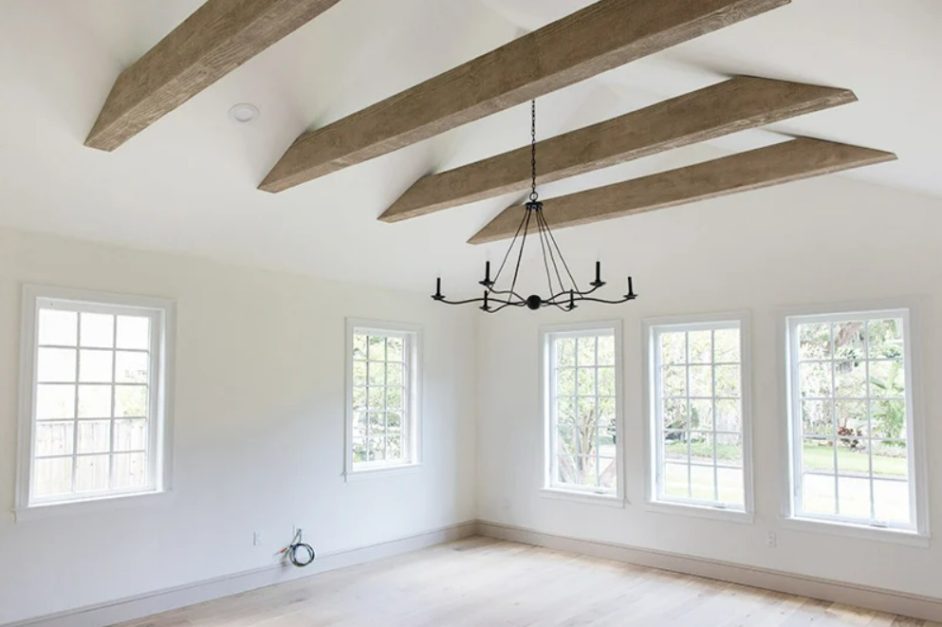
529,99 -> 538,202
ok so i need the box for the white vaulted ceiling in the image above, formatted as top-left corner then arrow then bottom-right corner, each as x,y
0,0 -> 939,293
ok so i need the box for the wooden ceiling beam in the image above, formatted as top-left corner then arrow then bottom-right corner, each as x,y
468,138 -> 896,244
259,0 -> 791,193
381,76 -> 856,222
85,0 -> 341,151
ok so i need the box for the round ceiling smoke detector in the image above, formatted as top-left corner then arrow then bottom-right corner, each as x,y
228,103 -> 259,123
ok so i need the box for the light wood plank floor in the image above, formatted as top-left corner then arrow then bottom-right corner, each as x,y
119,537 -> 934,627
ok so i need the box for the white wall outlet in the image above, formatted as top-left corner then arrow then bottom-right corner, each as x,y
253,531 -> 262,546
767,531 -> 777,548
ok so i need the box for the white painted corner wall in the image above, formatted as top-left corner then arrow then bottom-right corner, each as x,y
474,175 -> 942,601
0,228 -> 477,625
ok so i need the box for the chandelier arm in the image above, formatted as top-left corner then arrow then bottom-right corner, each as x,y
535,208 -> 558,296
540,211 -> 579,291
508,208 -> 532,297
572,295 -> 638,305
484,287 -> 527,301
544,282 -> 604,303
491,206 -> 529,287
540,209 -> 567,296
537,209 -> 571,293
484,300 -> 528,314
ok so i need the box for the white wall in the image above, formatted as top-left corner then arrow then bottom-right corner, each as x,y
0,228 -> 477,624
475,175 -> 942,599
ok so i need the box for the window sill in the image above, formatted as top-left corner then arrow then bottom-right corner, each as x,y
645,500 -> 753,524
13,489 -> 172,522
781,516 -> 930,547
345,462 -> 422,482
539,488 -> 625,508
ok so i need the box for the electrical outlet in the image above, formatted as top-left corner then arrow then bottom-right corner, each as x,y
253,531 -> 262,546
767,531 -> 777,548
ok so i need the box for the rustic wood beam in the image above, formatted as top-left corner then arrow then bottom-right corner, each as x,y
85,0 -> 341,151
380,77 -> 856,222
259,0 -> 791,192
468,138 -> 896,244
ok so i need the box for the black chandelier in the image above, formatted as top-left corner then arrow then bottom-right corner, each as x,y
432,99 -> 637,313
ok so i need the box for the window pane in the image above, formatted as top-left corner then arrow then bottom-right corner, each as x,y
352,361 -> 366,387
716,433 -> 743,467
557,368 -> 575,396
802,474 -> 836,515
556,338 -> 575,367
77,420 -> 111,454
714,365 -> 741,397
688,331 -> 711,364
598,457 -> 617,490
597,336 -> 615,366
36,384 -> 75,419
114,418 -> 147,451
79,349 -> 113,383
837,476 -> 871,519
715,399 -> 741,432
802,438 -> 835,474
576,368 -> 595,396
659,332 -> 685,365
873,479 -> 910,524
115,351 -> 148,383
661,366 -> 686,398
663,463 -> 689,499
713,329 -> 740,363
664,432 -> 688,461
80,313 -> 114,348
577,337 -> 595,365
872,401 -> 906,440
75,454 -> 109,492
386,387 -> 402,409
386,337 -> 403,362
115,385 -> 148,417
116,315 -> 150,350
689,399 -> 712,430
688,432 -> 714,466
662,399 -> 687,430
869,360 -> 905,397
690,465 -> 715,501
113,452 -> 147,490
799,362 -> 831,398
597,367 -> 615,397
801,400 -> 832,437
870,440 -> 908,479
367,336 -> 385,360
868,319 -> 903,360
78,385 -> 111,418
37,348 -> 76,383
35,421 -> 74,456
38,309 -> 77,346
688,365 -> 712,397
352,334 -> 367,360
33,457 -> 73,498
386,362 -> 403,386
717,468 -> 744,506
799,323 -> 830,359
367,386 -> 384,409
834,359 -> 866,398
352,386 -> 366,410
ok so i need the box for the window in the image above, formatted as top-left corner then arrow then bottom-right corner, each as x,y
17,286 -> 172,511
346,321 -> 420,474
786,309 -> 922,533
542,323 -> 622,498
648,317 -> 750,512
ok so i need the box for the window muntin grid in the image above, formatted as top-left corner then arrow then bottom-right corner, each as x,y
652,322 -> 746,510
546,330 -> 619,495
29,301 -> 159,505
350,330 -> 413,469
788,313 -> 915,529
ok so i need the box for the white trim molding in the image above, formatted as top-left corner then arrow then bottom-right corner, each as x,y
476,520 -> 942,623
539,319 -> 626,504
7,521 -> 477,627
15,284 -> 176,520
641,311 -> 755,521
779,300 -> 930,541
343,318 -> 423,480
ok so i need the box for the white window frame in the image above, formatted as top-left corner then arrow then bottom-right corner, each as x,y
643,312 -> 754,522
540,320 -> 625,505
783,305 -> 929,540
344,318 -> 422,479
15,285 -> 174,520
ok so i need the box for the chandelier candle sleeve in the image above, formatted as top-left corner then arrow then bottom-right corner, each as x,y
430,99 -> 639,314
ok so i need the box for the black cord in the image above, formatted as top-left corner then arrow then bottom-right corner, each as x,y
282,529 -> 316,567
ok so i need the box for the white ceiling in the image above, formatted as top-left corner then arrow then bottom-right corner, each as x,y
0,0 -> 939,294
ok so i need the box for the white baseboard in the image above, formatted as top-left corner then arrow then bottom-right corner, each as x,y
7,521 -> 477,627
477,520 -> 942,623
